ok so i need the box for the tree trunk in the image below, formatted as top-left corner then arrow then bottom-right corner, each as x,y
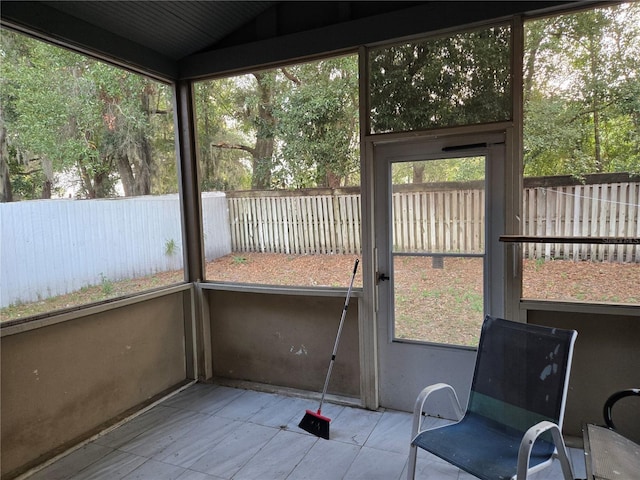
117,154 -> 136,196
412,164 -> 425,183
0,156 -> 12,202
40,157 -> 53,199
0,105 -> 13,202
79,163 -> 97,198
78,162 -> 109,198
326,171 -> 342,188
137,136 -> 153,195
135,85 -> 154,195
251,72 -> 276,189
94,171 -> 111,198
252,137 -> 274,189
41,179 -> 52,199
590,36 -> 603,172
116,146 -> 152,196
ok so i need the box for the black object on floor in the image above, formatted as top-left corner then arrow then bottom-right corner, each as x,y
298,258 -> 359,440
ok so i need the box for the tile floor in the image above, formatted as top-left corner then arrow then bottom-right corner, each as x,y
25,383 -> 586,480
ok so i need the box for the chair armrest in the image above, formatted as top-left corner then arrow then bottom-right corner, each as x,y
411,383 -> 464,440
603,388 -> 640,430
517,421 -> 573,480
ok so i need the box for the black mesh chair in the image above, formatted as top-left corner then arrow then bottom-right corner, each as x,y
408,315 -> 577,480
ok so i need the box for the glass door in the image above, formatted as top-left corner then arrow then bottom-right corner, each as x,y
374,132 -> 506,412
391,156 -> 486,346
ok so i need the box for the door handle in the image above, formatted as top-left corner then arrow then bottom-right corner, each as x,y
377,272 -> 390,283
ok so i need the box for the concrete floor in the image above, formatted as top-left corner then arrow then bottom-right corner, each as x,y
23,383 -> 587,480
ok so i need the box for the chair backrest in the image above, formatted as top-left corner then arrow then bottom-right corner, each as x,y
468,315 -> 577,435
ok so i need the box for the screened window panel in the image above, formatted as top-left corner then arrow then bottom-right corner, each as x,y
368,25 -> 512,134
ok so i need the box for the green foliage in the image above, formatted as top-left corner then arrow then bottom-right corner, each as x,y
369,25 -> 512,134
274,56 -> 360,188
195,55 -> 360,191
232,255 -> 247,265
392,157 -> 484,185
524,3 -> 640,177
100,273 -> 114,296
3,3 -> 639,200
164,238 -> 177,256
1,28 -> 176,200
194,79 -> 252,192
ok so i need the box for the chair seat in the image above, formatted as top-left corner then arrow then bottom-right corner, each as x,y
412,413 -> 555,480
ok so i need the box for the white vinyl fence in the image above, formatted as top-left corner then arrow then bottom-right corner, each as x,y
1,192 -> 230,308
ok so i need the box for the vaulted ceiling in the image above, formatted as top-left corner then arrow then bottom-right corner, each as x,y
2,1 -> 586,81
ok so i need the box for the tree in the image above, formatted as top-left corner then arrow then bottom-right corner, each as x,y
0,102 -> 13,202
274,56 -> 359,188
1,30 -> 77,199
524,3 -> 640,177
203,72 -> 277,190
249,72 -> 276,189
93,63 -> 173,196
369,25 -> 511,182
199,55 -> 360,191
1,28 -> 175,201
194,79 -> 251,191
369,26 -> 511,134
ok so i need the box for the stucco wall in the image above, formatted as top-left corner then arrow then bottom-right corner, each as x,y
0,292 -> 188,479
208,290 -> 360,398
528,309 -> 640,443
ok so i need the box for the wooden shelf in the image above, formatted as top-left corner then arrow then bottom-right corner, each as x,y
499,235 -> 640,245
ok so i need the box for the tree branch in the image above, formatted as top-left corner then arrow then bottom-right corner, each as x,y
567,98 -> 617,124
211,142 -> 256,156
281,67 -> 301,85
12,168 -> 43,176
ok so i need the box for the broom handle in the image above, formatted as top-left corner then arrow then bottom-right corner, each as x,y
317,258 -> 359,413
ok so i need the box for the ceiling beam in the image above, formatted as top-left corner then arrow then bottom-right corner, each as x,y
179,1 -> 580,80
0,1 -> 177,81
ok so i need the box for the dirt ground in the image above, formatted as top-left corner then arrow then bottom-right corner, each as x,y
204,252 -> 639,346
3,253 -> 638,343
205,252 -> 639,303
205,252 -> 365,287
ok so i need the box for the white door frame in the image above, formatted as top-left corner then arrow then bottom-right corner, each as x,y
360,126 -> 515,413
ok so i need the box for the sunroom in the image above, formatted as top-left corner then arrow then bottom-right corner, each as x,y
1,2 -> 638,479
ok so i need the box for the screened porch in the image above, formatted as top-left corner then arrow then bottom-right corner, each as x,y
1,2 -> 638,480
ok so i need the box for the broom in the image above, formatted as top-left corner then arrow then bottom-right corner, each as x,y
298,258 -> 359,440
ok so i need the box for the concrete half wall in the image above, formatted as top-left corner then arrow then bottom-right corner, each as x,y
0,292 -> 189,479
208,290 -> 360,398
528,309 -> 640,444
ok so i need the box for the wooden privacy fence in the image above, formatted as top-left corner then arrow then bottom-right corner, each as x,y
523,180 -> 640,262
227,176 -> 639,262
227,188 -> 361,255
392,186 -> 485,254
